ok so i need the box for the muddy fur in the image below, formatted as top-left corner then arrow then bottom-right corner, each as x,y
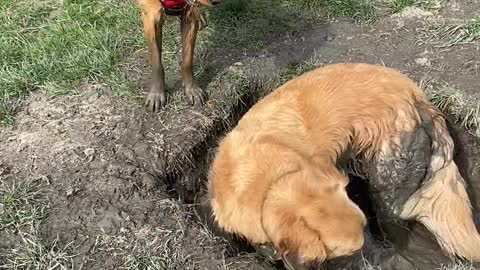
208,63 -> 480,268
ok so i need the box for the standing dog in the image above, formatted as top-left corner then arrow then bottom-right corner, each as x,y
137,0 -> 221,112
208,63 -> 480,269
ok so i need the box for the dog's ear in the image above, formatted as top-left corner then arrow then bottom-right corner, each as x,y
282,252 -> 307,270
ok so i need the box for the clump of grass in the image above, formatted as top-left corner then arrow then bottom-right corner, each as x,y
427,87 -> 458,112
123,238 -> 192,270
1,233 -> 75,270
0,180 -> 49,231
459,103 -> 480,132
439,261 -> 478,270
278,58 -> 320,83
427,87 -> 480,136
279,0 -> 375,22
124,253 -> 188,270
387,0 -> 444,13
421,18 -> 480,47
388,0 -> 416,13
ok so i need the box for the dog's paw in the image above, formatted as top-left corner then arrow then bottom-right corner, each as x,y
144,90 -> 166,112
184,83 -> 207,106
254,243 -> 282,262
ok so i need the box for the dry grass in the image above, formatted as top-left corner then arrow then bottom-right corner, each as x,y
1,232 -> 75,270
427,87 -> 480,137
420,18 -> 480,47
123,239 -> 192,270
0,180 -> 49,232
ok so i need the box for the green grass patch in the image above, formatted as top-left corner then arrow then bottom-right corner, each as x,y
278,58 -> 320,83
279,0 -> 375,21
0,180 -> 49,231
427,87 -> 480,136
0,0 -> 144,125
421,18 -> 480,47
389,0 -> 416,13
427,87 -> 458,112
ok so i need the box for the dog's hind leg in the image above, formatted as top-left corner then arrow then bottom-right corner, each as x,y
181,7 -> 207,106
138,0 -> 166,112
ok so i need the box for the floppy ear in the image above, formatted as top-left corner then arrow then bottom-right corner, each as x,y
282,252 -> 307,270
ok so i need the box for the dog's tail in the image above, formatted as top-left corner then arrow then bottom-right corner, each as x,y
400,101 -> 480,262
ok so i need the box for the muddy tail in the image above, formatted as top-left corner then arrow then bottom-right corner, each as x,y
400,101 -> 480,262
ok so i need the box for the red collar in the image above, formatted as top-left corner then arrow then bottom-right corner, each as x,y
161,0 -> 187,9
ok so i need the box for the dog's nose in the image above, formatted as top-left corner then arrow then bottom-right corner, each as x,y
211,0 -> 221,5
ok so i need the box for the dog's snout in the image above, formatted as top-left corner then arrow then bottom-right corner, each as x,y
211,0 -> 221,5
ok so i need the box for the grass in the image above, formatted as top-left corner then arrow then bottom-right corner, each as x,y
388,0 -> 416,13
421,18 -> 480,47
123,247 -> 191,270
0,180 -> 67,269
278,58 -> 320,83
428,87 -> 458,112
0,0 -> 144,125
279,0 -> 375,22
427,87 -> 480,137
387,0 -> 444,13
1,232 -> 75,270
0,180 -> 49,231
439,262 -> 478,270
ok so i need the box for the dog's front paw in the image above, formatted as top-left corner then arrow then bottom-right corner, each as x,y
184,82 -> 207,106
145,90 -> 166,112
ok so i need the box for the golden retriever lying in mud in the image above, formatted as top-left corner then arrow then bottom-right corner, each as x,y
207,63 -> 480,268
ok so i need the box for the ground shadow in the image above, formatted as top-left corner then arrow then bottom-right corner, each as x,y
193,0 -> 333,89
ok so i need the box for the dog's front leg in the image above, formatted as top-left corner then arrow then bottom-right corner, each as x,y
140,4 -> 166,112
181,8 -> 207,106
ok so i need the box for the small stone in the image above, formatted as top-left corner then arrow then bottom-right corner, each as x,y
83,148 -> 95,161
66,186 -> 74,196
66,186 -> 80,197
415,57 -> 431,67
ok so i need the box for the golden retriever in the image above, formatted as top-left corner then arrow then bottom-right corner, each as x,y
207,63 -> 480,268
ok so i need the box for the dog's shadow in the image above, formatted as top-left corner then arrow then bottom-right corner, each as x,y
193,0 -> 333,90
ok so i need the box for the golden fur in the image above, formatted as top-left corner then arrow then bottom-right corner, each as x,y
208,63 -> 480,263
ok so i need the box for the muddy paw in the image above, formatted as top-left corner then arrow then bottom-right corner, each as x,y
254,243 -> 282,262
184,83 -> 207,106
144,90 -> 166,112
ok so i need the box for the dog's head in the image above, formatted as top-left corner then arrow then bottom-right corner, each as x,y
189,0 -> 221,6
262,168 -> 367,268
301,178 -> 367,259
